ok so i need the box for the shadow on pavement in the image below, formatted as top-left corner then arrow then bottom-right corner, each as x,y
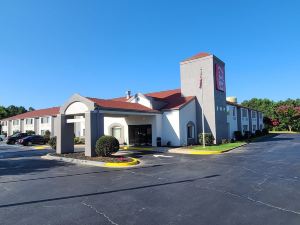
0,150 -> 53,160
0,158 -> 66,177
0,164 -> 164,184
0,174 -> 220,209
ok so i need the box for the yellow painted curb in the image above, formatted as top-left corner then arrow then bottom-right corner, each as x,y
33,145 -> 49,150
120,146 -> 154,151
188,150 -> 224,155
104,158 -> 140,167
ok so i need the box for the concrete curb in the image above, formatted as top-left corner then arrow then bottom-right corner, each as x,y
41,154 -> 141,168
168,143 -> 248,155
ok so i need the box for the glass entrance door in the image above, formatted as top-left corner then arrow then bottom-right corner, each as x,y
128,125 -> 152,146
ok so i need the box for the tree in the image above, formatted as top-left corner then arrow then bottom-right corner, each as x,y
0,106 -> 8,120
276,105 -> 300,132
241,98 -> 276,118
28,107 -> 35,111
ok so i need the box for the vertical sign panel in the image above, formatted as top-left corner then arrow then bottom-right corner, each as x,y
215,64 -> 226,92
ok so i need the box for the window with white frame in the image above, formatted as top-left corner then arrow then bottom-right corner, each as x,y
243,125 -> 248,132
13,120 -> 19,126
259,113 -> 262,119
25,118 -> 33,125
242,109 -> 248,118
41,117 -> 49,124
252,111 -> 257,118
260,124 -> 263,130
41,130 -> 46,135
253,125 -> 257,131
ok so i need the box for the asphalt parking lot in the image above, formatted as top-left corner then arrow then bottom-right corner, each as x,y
1,134 -> 300,225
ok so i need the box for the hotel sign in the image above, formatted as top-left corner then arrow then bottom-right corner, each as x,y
215,64 -> 226,92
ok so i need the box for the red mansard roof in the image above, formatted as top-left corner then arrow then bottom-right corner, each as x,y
1,89 -> 196,121
181,52 -> 211,62
2,107 -> 60,121
111,89 -> 195,110
87,98 -> 159,113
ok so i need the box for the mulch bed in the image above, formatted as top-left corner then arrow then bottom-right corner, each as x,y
51,152 -> 133,163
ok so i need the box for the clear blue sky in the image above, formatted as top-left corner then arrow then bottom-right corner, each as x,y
0,0 -> 299,109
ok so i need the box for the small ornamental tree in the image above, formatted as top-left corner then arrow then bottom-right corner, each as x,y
276,105 -> 300,132
95,136 -> 119,157
44,130 -> 51,142
48,137 -> 57,150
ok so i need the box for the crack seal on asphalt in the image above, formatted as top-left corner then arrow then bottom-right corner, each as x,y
246,197 -> 300,215
81,201 -> 119,225
202,186 -> 300,216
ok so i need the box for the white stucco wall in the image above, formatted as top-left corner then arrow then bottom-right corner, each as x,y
103,115 -> 161,146
227,105 -> 238,139
129,94 -> 152,109
179,100 -> 197,146
162,110 -> 180,146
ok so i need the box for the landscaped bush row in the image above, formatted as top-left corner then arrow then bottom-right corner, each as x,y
198,133 -> 215,146
234,128 -> 269,141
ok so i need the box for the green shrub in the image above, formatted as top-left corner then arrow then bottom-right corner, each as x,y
255,130 -> 262,137
234,131 -> 243,141
95,135 -> 119,157
48,136 -> 57,150
262,128 -> 269,135
198,133 -> 215,146
243,131 -> 252,139
26,130 -> 35,135
74,137 -> 85,145
44,130 -> 51,142
221,139 -> 229,144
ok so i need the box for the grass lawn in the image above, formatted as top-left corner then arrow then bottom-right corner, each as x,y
192,142 -> 246,151
269,131 -> 300,134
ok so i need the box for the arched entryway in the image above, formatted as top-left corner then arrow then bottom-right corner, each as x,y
56,94 -> 104,157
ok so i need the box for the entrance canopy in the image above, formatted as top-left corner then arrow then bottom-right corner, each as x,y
56,94 -> 161,157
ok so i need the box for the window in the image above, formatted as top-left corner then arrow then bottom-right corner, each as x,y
243,125 -> 248,132
1,121 -> 7,126
41,117 -> 49,124
242,109 -> 248,118
187,125 -> 194,139
26,118 -> 33,125
259,113 -> 262,119
260,125 -> 263,130
252,111 -> 257,118
13,120 -> 19,126
233,107 -> 236,117
41,130 -> 46,135
112,127 -> 121,140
